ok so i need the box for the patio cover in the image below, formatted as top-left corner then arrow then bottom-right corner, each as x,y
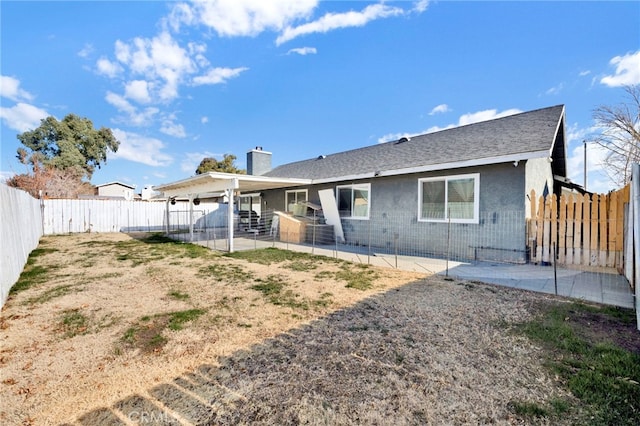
154,172 -> 311,197
154,172 -> 311,251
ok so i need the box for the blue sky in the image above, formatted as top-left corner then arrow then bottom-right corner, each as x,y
1,1 -> 639,194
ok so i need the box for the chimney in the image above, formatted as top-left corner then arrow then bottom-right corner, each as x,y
246,146 -> 272,175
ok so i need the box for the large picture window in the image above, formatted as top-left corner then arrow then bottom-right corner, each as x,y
337,184 -> 370,219
285,189 -> 307,212
418,174 -> 479,223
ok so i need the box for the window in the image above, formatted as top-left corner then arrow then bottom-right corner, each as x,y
285,189 -> 307,212
337,184 -> 370,219
418,174 -> 479,223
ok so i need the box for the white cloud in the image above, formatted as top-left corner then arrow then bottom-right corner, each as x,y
110,128 -> 173,166
0,75 -> 34,102
77,43 -> 94,58
567,140 -> 616,193
429,104 -> 450,115
181,151 -> 219,174
545,83 -> 564,96
579,70 -> 591,77
170,0 -> 318,38
413,0 -> 430,13
201,116 -> 209,124
377,132 -> 414,144
124,80 -> 152,104
378,107 -> 520,143
458,108 -> 521,126
160,117 -> 186,138
600,50 -> 640,87
424,124 -> 456,134
276,3 -> 404,45
287,47 -> 317,56
564,122 -> 619,193
105,91 -> 159,126
192,67 -> 249,85
105,31 -> 204,104
96,57 -> 123,78
0,102 -> 48,132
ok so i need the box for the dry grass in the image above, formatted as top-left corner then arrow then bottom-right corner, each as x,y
0,233 -> 427,425
1,233 -> 606,425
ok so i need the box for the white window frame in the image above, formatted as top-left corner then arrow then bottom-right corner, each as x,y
285,189 -> 308,212
336,183 -> 371,220
418,173 -> 480,224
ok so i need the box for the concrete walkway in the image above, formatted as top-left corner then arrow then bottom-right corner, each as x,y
195,236 -> 636,309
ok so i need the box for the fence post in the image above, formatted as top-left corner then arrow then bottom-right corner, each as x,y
553,242 -> 558,296
446,210 -> 451,277
394,232 -> 398,269
632,164 -> 640,331
368,216 -> 372,265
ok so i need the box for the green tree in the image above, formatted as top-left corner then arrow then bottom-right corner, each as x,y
590,85 -> 640,186
16,114 -> 120,180
195,154 -> 246,174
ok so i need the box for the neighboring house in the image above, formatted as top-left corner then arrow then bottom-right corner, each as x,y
156,105 -> 571,262
95,182 -> 136,201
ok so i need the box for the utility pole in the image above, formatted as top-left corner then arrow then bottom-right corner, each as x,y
584,140 -> 587,190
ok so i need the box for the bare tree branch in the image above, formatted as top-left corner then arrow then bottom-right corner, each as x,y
590,85 -> 640,186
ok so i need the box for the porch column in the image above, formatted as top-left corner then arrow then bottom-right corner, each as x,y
227,178 -> 239,252
189,194 -> 194,242
165,197 -> 170,235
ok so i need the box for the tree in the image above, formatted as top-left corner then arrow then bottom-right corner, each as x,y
590,85 -> 640,186
7,162 -> 95,199
16,114 -> 120,180
195,154 -> 246,174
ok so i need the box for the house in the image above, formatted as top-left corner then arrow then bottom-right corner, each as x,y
95,182 -> 136,201
156,105 -> 570,261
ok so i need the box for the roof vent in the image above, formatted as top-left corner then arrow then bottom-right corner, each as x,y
317,155 -> 326,160
395,136 -> 411,144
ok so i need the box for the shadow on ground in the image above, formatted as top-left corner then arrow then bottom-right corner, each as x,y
72,278 -> 564,426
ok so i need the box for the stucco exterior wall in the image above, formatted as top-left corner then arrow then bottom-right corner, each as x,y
524,157 -> 554,217
259,162 -> 528,263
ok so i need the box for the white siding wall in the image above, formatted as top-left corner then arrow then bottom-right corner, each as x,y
42,200 -> 228,234
1,184 -> 43,308
1,194 -> 228,309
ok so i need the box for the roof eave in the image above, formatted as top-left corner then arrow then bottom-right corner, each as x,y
309,151 -> 551,184
154,172 -> 312,197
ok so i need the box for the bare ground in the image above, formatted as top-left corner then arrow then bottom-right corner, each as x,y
0,233 -> 583,425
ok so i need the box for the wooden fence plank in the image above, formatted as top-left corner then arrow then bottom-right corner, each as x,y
542,195 -> 552,263
573,194 -> 583,265
566,194 -> 575,265
591,194 -> 599,266
583,194 -> 591,265
529,189 -> 537,263
551,194 -> 558,263
536,195 -> 544,263
558,194 -> 567,264
608,191 -> 618,267
526,184 -> 630,270
599,194 -> 607,266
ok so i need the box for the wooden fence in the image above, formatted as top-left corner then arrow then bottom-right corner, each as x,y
527,185 -> 629,269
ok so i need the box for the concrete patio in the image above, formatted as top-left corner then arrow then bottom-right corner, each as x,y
192,235 -> 636,309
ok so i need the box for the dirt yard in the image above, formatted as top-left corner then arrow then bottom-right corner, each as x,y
0,232 -> 596,425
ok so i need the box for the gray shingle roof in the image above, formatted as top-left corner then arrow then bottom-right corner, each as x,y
264,105 -> 565,181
